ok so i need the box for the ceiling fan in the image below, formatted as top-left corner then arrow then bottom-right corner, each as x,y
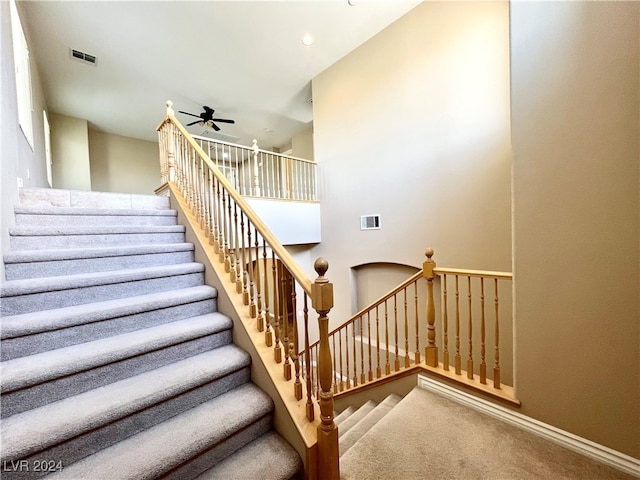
178,106 -> 235,132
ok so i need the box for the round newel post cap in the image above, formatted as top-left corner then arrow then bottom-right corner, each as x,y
314,257 -> 329,280
166,100 -> 174,116
425,248 -> 434,260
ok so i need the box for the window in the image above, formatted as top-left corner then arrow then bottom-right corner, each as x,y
10,0 -> 34,150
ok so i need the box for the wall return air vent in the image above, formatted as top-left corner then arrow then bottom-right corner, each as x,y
361,214 -> 381,230
70,48 -> 97,66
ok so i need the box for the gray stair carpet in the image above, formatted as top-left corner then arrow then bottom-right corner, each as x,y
339,386 -> 634,480
338,394 -> 401,456
0,188 -> 301,480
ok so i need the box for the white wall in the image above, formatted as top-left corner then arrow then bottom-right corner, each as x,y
245,198 -> 320,246
1,0 -> 49,281
511,1 -> 639,458
311,2 -> 512,324
89,130 -> 160,195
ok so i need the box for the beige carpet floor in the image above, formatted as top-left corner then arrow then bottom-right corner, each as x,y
339,387 -> 637,480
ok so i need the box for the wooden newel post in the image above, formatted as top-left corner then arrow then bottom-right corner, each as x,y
312,258 -> 340,480
165,101 -> 176,184
424,248 -> 438,367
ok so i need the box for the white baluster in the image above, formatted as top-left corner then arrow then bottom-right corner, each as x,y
252,139 -> 261,196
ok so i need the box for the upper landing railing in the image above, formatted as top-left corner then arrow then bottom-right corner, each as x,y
191,135 -> 317,202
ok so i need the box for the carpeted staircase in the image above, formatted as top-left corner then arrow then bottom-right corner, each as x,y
0,188 -> 302,480
336,386 -> 635,480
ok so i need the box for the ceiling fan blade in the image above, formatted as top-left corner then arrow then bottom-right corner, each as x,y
211,122 -> 221,132
212,118 -> 235,124
186,120 -> 201,126
178,111 -> 202,119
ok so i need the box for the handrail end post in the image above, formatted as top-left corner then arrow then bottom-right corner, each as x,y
312,257 -> 339,480
424,248 -> 438,367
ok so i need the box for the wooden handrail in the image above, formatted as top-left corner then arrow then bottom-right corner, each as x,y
158,101 -> 339,479
306,248 -> 517,405
158,111 -> 313,296
434,267 -> 512,280
192,133 -> 317,165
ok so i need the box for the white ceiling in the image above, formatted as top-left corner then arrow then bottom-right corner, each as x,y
19,0 -> 421,149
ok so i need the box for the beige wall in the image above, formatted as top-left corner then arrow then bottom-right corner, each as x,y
49,113 -> 91,191
291,123 -> 314,161
311,2 -> 512,325
89,131 -> 160,195
511,1 -> 639,458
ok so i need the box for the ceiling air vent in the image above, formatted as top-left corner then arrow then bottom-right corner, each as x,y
361,214 -> 381,230
70,48 -> 97,66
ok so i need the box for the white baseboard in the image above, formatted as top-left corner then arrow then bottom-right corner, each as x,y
417,375 -> 640,478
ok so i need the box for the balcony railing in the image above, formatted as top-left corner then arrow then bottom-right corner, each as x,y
192,135 -> 317,202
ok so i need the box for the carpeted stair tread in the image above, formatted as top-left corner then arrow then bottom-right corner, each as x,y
14,205 -> 178,217
338,400 -> 377,437
44,383 -> 274,480
339,394 -> 402,456
0,263 -> 206,316
1,344 -> 250,461
194,431 -> 303,480
1,313 -> 231,393
335,405 -> 356,427
3,243 -> 193,264
0,262 -> 204,298
1,285 -> 216,339
9,224 -> 185,236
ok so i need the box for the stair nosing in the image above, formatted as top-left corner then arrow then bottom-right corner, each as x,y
0,345 -> 250,461
1,285 -> 217,339
0,313 -> 232,392
3,243 -> 194,264
14,205 -> 178,217
41,384 -> 273,480
9,225 -> 185,236
0,262 -> 204,298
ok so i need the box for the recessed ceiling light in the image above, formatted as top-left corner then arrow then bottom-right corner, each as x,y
302,34 -> 314,46
264,128 -> 273,133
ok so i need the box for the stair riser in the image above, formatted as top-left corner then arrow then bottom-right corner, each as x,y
18,188 -> 170,210
163,415 -> 273,480
4,251 -> 195,281
9,232 -> 186,251
4,368 -> 252,480
1,298 -> 217,361
14,213 -> 177,227
1,330 -> 233,417
0,272 -> 205,316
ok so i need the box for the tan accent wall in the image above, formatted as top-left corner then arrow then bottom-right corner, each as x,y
49,113 -> 91,191
89,130 -> 160,195
311,1 -> 512,326
291,124 -> 314,161
511,1 -> 639,457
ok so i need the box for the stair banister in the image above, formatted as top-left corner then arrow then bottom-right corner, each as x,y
307,249 -> 518,406
159,102 -> 312,295
158,101 -> 340,479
